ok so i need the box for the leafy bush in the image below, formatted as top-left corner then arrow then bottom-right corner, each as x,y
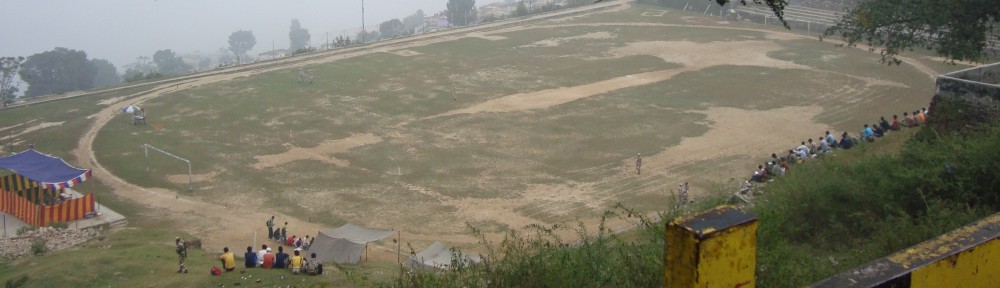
755,125 -> 1000,286
30,239 -> 47,255
15,226 -> 34,236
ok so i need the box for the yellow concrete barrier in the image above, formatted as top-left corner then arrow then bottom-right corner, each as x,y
812,213 -> 1000,287
665,205 -> 758,288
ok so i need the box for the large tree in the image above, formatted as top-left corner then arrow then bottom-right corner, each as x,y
825,0 -> 999,64
152,49 -> 192,75
289,19 -> 312,52
228,30 -> 256,64
0,56 -> 24,107
90,58 -> 120,87
379,19 -> 406,38
447,0 -> 477,26
403,10 -> 426,33
19,47 -> 96,97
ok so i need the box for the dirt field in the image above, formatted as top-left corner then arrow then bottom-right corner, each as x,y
64,1 -> 949,256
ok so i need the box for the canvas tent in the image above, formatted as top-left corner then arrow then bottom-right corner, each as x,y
311,223 -> 394,264
407,241 -> 482,270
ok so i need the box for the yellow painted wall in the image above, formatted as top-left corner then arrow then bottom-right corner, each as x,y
911,236 -> 1000,288
697,222 -> 757,288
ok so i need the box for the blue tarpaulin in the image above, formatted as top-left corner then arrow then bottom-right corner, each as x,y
0,149 -> 91,190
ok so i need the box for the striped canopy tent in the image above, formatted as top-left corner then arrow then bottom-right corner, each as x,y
0,149 -> 91,191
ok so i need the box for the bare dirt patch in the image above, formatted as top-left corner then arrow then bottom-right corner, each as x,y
251,133 -> 382,169
10,121 -> 65,138
167,170 -> 220,184
521,32 -> 616,48
642,106 -> 833,176
392,50 -> 423,56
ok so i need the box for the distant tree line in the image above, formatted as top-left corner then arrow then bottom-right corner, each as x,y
8,47 -> 122,99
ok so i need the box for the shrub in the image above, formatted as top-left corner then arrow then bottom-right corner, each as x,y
31,239 -> 47,255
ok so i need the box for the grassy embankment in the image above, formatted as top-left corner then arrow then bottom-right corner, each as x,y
385,124 -> 1000,287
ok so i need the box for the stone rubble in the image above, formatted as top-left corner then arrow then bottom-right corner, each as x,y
0,226 -> 101,258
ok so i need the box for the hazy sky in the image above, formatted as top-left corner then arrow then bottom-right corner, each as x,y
1,0 -> 455,68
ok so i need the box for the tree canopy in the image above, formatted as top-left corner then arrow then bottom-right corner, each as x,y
825,0 -> 999,64
228,30 -> 256,64
18,47 -> 96,97
289,19 -> 312,52
447,0 -> 477,26
152,49 -> 192,75
90,58 -> 121,87
0,56 -> 24,107
379,19 -> 406,38
402,10 -> 426,33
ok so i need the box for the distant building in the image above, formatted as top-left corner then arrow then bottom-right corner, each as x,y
258,49 -> 289,59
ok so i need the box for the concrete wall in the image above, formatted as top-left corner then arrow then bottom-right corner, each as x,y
928,62 -> 1000,132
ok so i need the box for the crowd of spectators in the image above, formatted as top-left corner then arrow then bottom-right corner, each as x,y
749,107 -> 929,184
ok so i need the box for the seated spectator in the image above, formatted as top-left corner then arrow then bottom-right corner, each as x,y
903,112 -> 915,127
818,137 -> 831,155
304,252 -> 323,275
825,131 -> 837,148
295,236 -> 304,248
262,247 -> 275,269
922,107 -> 929,116
765,161 -> 777,177
796,141 -> 810,156
861,124 -> 875,142
779,158 -> 790,175
290,250 -> 305,274
257,245 -> 268,266
220,247 -> 236,272
917,109 -> 926,124
890,115 -> 901,130
286,235 -> 295,246
878,116 -> 891,132
274,246 -> 290,269
873,123 -> 885,137
840,132 -> 855,149
807,139 -> 817,155
244,246 -> 257,268
750,165 -> 766,183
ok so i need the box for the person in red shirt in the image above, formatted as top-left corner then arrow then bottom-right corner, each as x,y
890,115 -> 901,131
286,235 -> 295,246
261,247 -> 275,268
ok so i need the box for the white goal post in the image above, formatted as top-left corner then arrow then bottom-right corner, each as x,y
143,144 -> 192,191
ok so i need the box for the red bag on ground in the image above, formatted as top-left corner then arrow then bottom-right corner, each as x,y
211,266 -> 222,276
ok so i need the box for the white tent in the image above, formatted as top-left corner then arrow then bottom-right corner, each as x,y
407,241 -> 482,270
312,223 -> 394,264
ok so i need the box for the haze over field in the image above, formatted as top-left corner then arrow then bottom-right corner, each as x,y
0,0 -> 448,68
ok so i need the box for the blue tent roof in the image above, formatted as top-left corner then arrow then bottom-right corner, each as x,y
0,149 -> 91,189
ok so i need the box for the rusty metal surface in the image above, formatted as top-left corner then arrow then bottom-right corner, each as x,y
674,205 -> 756,239
811,213 -> 1000,287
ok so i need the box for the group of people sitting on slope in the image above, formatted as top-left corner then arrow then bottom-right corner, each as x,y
217,244 -> 323,276
749,107 -> 929,184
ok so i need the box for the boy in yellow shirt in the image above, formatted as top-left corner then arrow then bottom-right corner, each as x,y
289,250 -> 305,274
219,247 -> 236,272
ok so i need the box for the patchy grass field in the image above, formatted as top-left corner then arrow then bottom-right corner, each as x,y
85,3 -> 954,244
0,4 -> 975,287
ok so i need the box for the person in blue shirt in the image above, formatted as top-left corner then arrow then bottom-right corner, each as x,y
274,246 -> 290,269
244,246 -> 257,268
825,131 -> 837,148
862,124 -> 875,142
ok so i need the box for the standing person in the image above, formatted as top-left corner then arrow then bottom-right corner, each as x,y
244,246 -> 257,268
220,247 -> 236,272
175,237 -> 188,273
281,222 -> 288,242
267,216 -> 276,241
635,153 -> 642,175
